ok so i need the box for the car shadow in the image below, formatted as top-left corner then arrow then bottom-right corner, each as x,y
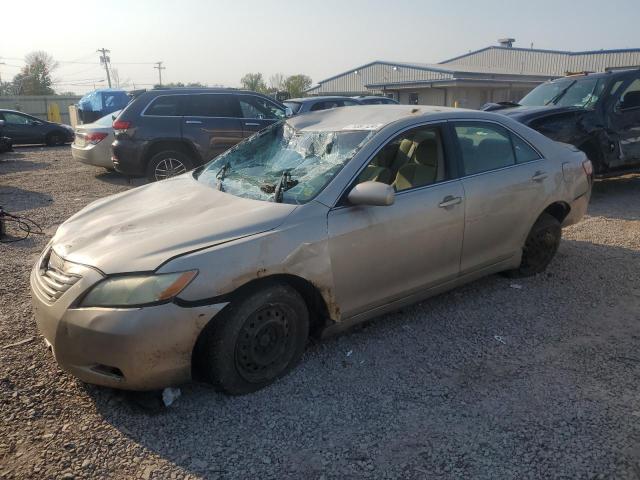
83,238 -> 640,478
589,174 -> 640,221
94,170 -> 147,187
0,186 -> 53,212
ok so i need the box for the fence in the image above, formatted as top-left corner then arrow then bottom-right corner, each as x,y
0,95 -> 81,125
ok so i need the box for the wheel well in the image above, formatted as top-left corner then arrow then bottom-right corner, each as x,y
144,140 -> 200,165
190,274 -> 332,381
542,201 -> 570,223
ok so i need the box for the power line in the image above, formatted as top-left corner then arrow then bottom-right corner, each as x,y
154,61 -> 166,86
97,48 -> 112,88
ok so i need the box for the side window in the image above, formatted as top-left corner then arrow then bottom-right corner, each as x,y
342,100 -> 360,106
185,94 -> 239,117
356,125 -> 447,192
144,95 -> 183,116
4,113 -> 32,125
239,95 -> 285,119
454,123 -> 516,175
618,78 -> 640,111
512,135 -> 541,164
310,101 -> 340,112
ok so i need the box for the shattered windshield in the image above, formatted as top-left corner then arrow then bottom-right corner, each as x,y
520,77 -> 605,108
196,122 -> 374,204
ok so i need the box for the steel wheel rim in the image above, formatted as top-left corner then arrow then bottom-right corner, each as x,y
235,304 -> 295,383
154,158 -> 186,180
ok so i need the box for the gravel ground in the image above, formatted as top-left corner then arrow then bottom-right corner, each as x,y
1,146 -> 639,480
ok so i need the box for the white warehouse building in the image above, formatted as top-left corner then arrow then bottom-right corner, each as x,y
306,39 -> 640,109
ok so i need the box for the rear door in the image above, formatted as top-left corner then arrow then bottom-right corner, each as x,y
452,121 -> 551,274
182,93 -> 244,162
238,94 -> 286,137
607,74 -> 640,166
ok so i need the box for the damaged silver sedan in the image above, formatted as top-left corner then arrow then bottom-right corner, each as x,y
30,106 -> 592,394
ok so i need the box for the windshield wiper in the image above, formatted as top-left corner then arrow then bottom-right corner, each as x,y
215,162 -> 230,191
545,80 -> 576,106
270,170 -> 298,203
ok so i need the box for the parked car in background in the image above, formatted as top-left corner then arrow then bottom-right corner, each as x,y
31,105 -> 591,394
77,89 -> 129,124
71,110 -> 121,170
353,95 -> 399,105
0,120 -> 13,153
0,109 -> 74,146
111,88 -> 288,182
482,68 -> 640,176
284,96 -> 362,115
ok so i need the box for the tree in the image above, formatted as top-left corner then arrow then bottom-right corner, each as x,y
240,73 -> 267,93
269,73 -> 286,92
284,74 -> 312,98
12,51 -> 58,95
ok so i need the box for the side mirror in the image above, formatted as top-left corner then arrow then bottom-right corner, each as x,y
285,107 -> 294,117
30,120 -> 43,126
347,181 -> 395,206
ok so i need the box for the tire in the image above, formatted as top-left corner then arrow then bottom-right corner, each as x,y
145,150 -> 194,182
198,283 -> 309,395
506,213 -> 562,278
45,131 -> 66,146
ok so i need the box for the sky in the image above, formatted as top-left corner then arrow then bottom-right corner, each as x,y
1,0 -> 639,94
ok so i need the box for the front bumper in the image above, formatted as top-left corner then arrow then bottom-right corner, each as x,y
30,252 -> 227,390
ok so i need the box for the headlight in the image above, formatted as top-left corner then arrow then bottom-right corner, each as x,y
80,270 -> 198,307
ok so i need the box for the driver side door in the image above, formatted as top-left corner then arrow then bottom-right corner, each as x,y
607,75 -> 640,166
1,112 -> 42,143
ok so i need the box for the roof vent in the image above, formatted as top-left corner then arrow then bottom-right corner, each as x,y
498,38 -> 515,48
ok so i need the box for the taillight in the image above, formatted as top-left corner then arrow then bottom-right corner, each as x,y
85,132 -> 108,145
113,120 -> 131,131
582,159 -> 593,184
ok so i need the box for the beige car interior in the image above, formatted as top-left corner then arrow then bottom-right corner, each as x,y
357,128 -> 446,192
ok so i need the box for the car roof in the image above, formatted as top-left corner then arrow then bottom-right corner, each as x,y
0,109 -> 35,115
354,96 -> 393,100
286,96 -> 360,104
287,104 -> 472,132
552,68 -> 640,82
146,88 -> 269,96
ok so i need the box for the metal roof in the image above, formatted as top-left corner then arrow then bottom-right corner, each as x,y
307,46 -> 640,95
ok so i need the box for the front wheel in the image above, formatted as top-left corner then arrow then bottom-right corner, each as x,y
197,284 -> 309,395
146,150 -> 193,182
505,213 -> 561,278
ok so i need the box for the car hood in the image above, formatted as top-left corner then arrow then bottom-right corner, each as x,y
495,105 -> 584,123
52,174 -> 297,274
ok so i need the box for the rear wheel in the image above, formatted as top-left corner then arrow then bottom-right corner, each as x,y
45,131 -> 65,146
146,150 -> 194,182
197,283 -> 309,395
506,213 -> 562,278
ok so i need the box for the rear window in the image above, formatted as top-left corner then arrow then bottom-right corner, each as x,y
144,95 -> 183,116
284,101 -> 302,114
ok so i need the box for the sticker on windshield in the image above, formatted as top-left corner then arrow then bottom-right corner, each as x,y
341,123 -> 384,131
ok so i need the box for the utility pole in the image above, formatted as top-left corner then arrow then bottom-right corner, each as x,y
0,61 -> 4,86
97,48 -> 112,88
154,61 -> 165,86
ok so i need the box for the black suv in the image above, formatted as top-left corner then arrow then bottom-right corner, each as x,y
112,89 -> 287,181
483,68 -> 640,176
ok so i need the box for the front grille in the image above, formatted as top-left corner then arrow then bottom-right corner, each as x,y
33,249 -> 81,303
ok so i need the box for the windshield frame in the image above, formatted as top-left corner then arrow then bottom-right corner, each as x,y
194,120 -> 375,205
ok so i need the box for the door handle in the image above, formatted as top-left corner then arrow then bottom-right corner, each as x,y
185,120 -> 202,125
531,171 -> 548,182
438,195 -> 462,208
244,122 -> 261,127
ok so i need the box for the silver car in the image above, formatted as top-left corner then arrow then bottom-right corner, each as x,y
71,110 -> 120,170
30,106 -> 592,394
